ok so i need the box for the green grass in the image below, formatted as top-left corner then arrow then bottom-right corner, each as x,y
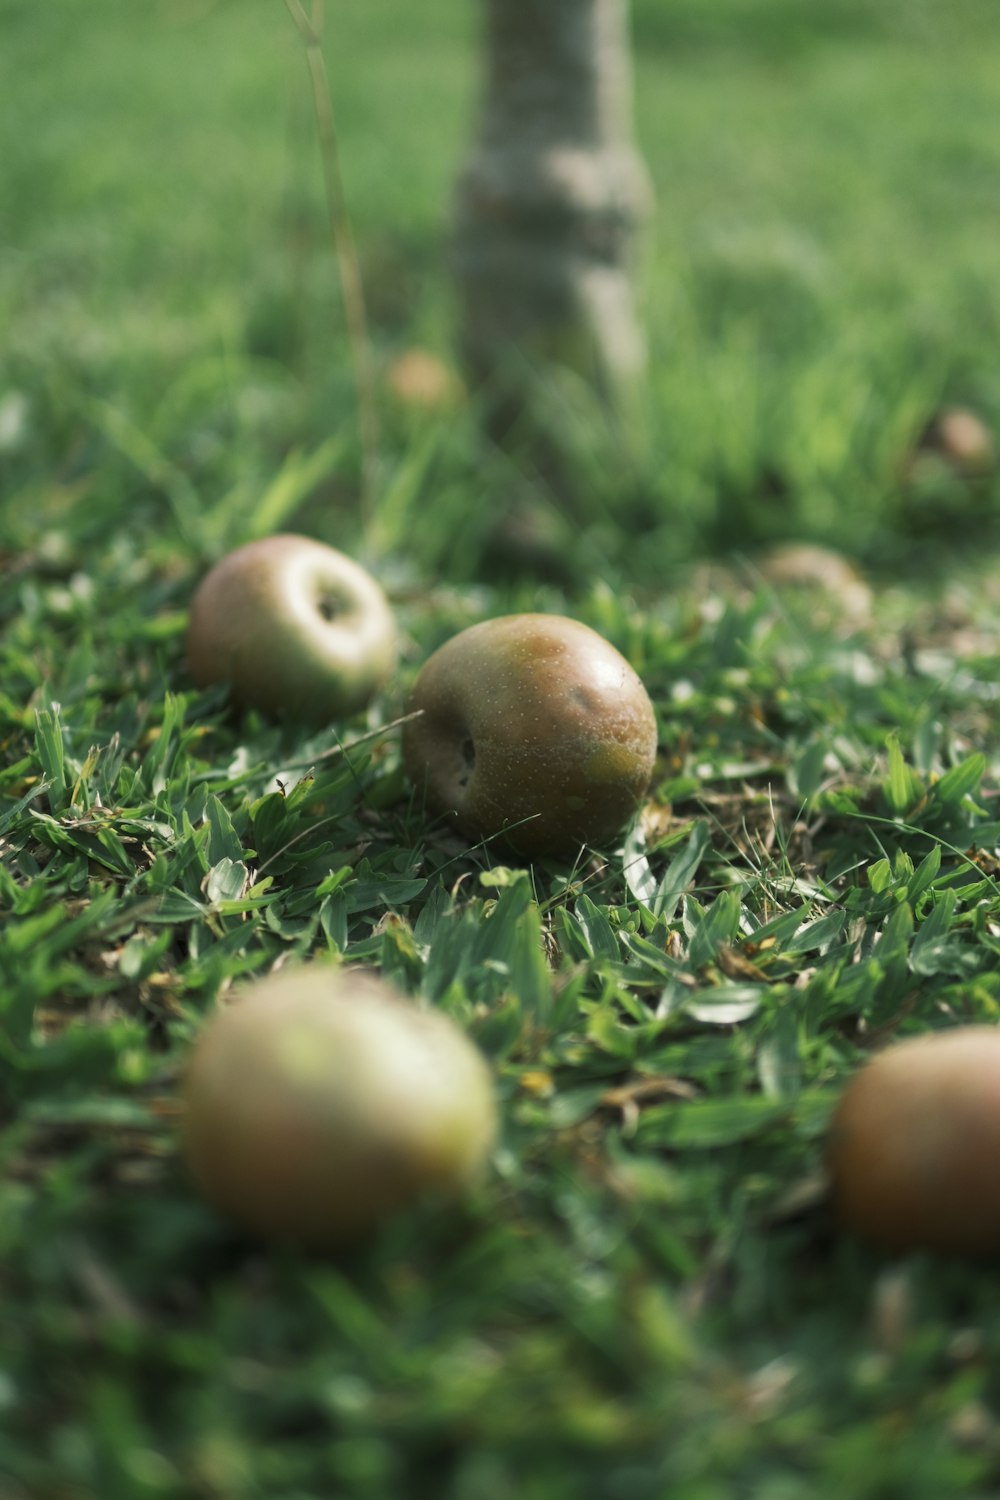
4,1 -> 1000,1495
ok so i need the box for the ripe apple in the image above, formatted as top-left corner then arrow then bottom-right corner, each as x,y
827,1026 -> 1000,1256
183,964 -> 497,1248
402,613 -> 658,857
186,534 -> 396,723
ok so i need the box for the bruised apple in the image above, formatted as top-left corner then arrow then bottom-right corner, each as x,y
183,965 -> 497,1247
827,1027 -> 1000,1256
402,613 -> 657,857
186,534 -> 396,723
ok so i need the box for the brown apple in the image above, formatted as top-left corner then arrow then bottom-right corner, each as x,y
827,1026 -> 1000,1256
402,613 -> 658,857
183,965 -> 497,1248
186,534 -> 396,723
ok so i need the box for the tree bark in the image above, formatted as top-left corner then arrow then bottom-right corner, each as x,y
452,0 -> 650,418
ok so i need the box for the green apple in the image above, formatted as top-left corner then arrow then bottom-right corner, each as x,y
403,613 -> 657,857
186,534 -> 396,723
183,965 -> 497,1248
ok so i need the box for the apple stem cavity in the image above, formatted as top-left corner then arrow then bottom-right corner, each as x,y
316,590 -> 345,622
186,534 -> 397,725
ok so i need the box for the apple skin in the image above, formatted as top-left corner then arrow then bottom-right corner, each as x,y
827,1027 -> 1000,1257
402,613 -> 658,857
186,534 -> 396,723
183,965 -> 497,1248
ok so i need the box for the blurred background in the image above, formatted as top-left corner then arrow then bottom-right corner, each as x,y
1,0 -> 998,574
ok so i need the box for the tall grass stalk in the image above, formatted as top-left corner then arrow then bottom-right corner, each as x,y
284,0 -> 379,529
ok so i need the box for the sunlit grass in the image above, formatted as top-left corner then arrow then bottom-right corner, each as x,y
3,2 -> 1000,1495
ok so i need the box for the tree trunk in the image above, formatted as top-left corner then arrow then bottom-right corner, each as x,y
452,0 -> 650,420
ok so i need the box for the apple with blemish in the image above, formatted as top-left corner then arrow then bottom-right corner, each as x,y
186,534 -> 396,723
402,613 -> 657,857
183,965 -> 497,1247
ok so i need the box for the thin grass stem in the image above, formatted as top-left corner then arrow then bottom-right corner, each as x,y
284,0 -> 379,530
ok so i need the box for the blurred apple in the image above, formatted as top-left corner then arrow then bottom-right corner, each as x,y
905,406 -> 997,486
754,542 -> 872,626
927,407 -> 995,477
828,1026 -> 1000,1256
186,534 -> 396,723
183,964 -> 497,1248
403,613 -> 657,857
385,347 -> 462,413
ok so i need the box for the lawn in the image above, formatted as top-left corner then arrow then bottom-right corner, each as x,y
3,1 -> 1000,1496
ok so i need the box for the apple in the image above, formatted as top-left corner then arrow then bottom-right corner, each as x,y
905,406 -> 997,486
183,964 -> 497,1248
186,534 -> 396,723
402,613 -> 658,857
827,1027 -> 1000,1256
928,407 -> 995,478
385,347 -> 462,413
753,543 -> 872,627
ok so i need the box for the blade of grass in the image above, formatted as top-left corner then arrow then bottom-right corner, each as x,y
284,0 -> 379,530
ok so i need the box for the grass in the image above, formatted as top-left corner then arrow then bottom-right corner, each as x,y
3,0 -> 1000,1495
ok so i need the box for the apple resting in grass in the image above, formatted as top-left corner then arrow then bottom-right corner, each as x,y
925,407 -> 995,478
402,613 -> 658,857
827,1027 -> 1000,1257
186,534 -> 396,723
183,965 -> 497,1248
